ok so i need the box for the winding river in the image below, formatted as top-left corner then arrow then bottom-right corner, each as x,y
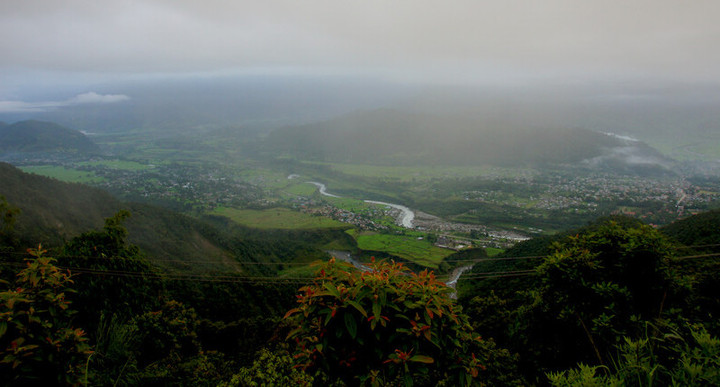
327,250 -> 372,272
306,181 -> 341,198
308,180 -> 474,294
328,249 -> 472,299
363,200 -> 414,228
445,265 -> 474,299
306,181 -> 414,228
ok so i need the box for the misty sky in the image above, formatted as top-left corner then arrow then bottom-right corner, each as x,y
2,1 -> 720,103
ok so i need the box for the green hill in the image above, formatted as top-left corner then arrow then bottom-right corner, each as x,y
0,162 -> 323,273
0,120 -> 101,156
661,209 -> 720,248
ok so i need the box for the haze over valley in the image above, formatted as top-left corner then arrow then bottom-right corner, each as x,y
3,1 -> 720,385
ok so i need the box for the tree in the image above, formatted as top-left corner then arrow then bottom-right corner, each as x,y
0,196 -> 20,250
0,246 -> 93,385
59,211 -> 162,331
515,221 -> 677,371
425,233 -> 438,244
284,258 -> 488,386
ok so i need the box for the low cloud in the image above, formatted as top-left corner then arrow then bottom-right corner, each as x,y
68,92 -> 130,104
0,92 -> 130,113
0,100 -> 62,113
583,143 -> 674,177
68,91 -> 130,105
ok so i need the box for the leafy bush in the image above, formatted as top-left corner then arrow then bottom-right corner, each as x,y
548,325 -> 720,386
222,348 -> 317,386
0,246 -> 93,385
515,221 -> 677,370
284,258 -> 487,386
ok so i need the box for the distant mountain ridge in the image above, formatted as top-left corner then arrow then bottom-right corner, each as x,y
0,120 -> 101,156
263,109 -> 673,173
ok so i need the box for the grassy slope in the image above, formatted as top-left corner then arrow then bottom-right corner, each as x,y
347,229 -> 454,268
211,207 -> 348,230
20,165 -> 104,184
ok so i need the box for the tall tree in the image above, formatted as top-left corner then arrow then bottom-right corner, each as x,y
514,220 -> 677,372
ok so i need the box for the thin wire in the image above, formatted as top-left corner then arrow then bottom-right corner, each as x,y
3,246 -> 720,285
460,269 -> 537,278
3,243 -> 720,266
0,259 -> 538,284
462,272 -> 537,280
672,252 -> 720,261
0,251 -> 318,265
446,256 -> 546,263
674,243 -> 720,249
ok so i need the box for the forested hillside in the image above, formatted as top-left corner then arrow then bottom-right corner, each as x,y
0,120 -> 101,156
0,162 -> 328,273
661,208 -> 720,248
0,166 -> 321,384
455,215 -> 720,385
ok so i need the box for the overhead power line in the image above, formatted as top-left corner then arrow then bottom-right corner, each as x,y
2,242 -> 720,266
3,243 -> 720,285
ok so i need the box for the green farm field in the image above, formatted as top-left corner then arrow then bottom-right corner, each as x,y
348,230 -> 454,268
484,247 -> 505,257
211,207 -> 348,230
19,165 -> 104,183
282,182 -> 319,196
78,159 -> 154,170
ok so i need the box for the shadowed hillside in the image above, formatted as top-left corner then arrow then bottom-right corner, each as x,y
661,209 -> 720,249
0,120 -> 101,156
0,162 -> 323,273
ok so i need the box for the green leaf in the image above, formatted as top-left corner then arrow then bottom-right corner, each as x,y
379,291 -> 387,306
430,336 -> 442,349
404,372 -> 413,386
0,321 -> 6,338
410,355 -> 435,364
283,308 -> 300,319
345,313 -> 357,339
347,301 -> 368,317
404,300 -> 419,309
356,289 -> 371,301
373,302 -> 381,319
286,326 -> 302,340
323,282 -> 341,298
324,310 -> 333,326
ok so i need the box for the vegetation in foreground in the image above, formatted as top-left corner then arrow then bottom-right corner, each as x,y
2,188 -> 720,384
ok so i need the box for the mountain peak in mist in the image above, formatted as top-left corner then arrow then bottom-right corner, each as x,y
0,120 -> 101,156
263,109 -> 673,175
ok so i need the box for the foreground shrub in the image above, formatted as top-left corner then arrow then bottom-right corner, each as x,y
0,246 -> 93,385
548,325 -> 720,386
284,258 -> 488,386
